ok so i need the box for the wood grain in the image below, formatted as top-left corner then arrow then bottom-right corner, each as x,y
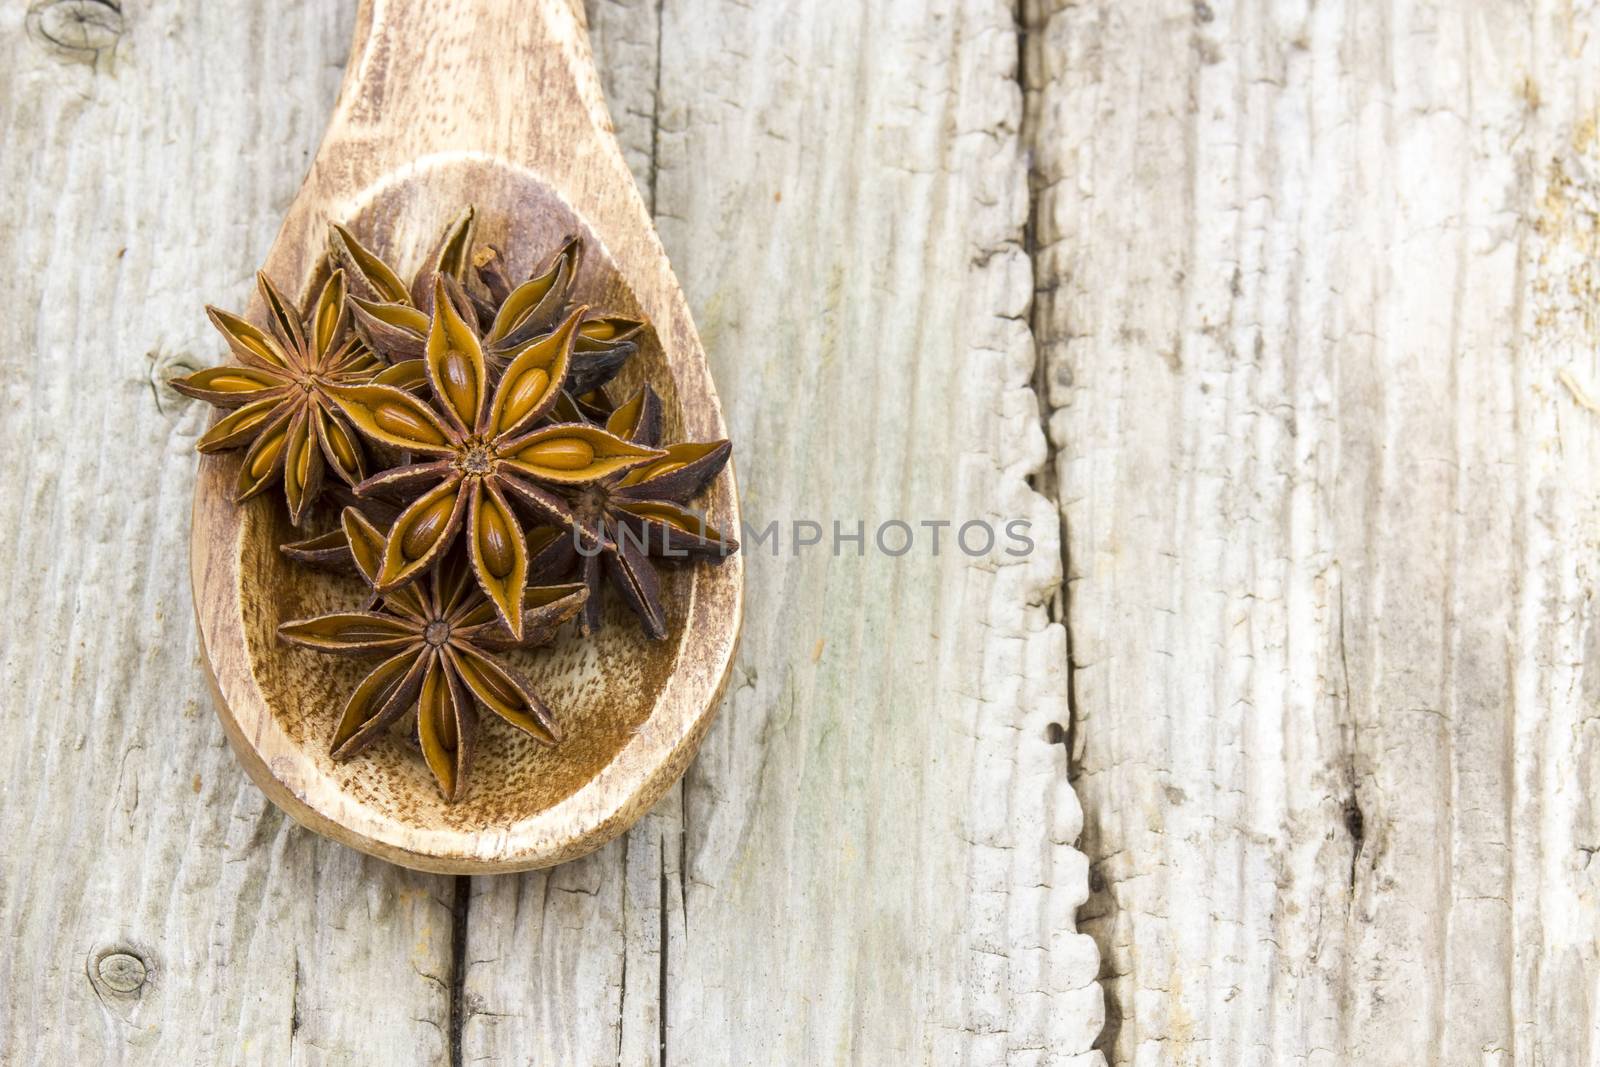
1027,1 -> 1600,1062
0,0 -> 1103,1061
0,3 -> 458,1064
463,0 -> 1103,1062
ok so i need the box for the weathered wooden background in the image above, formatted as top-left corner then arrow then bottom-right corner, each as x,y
5,0 -> 1600,1064
1,0 -> 1096,1064
1030,2 -> 1600,1063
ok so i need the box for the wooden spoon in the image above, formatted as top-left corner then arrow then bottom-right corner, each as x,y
190,0 -> 743,873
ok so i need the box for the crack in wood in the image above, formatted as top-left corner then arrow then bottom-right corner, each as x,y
658,843 -> 668,1067
647,0 -> 665,218
1338,575 -> 1365,900
617,837 -> 630,1066
1016,0 -> 1083,787
1018,1 -> 1106,1055
290,953 -> 302,1041
448,875 -> 470,1067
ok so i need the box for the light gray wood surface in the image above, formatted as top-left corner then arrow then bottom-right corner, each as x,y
1,1 -> 1100,1065
15,0 -> 1597,1063
0,4 -> 460,1065
1028,1 -> 1600,1064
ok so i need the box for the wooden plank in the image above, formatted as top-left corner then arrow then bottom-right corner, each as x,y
2,0 -> 1105,1061
0,2 -> 459,1064
462,0 -> 1104,1063
458,8 -> 675,1061
1028,0 -> 1600,1062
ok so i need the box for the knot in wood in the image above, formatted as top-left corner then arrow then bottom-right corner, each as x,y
95,950 -> 147,994
27,0 -> 123,60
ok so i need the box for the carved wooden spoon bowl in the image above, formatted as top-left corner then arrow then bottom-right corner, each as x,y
190,0 -> 742,872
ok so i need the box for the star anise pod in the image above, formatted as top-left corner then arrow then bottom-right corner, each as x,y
279,488 -> 399,575
471,238 -> 645,394
532,385 -> 739,639
172,269 -> 380,525
326,280 -> 663,642
278,508 -> 586,801
290,501 -> 571,590
329,206 -> 478,368
332,211 -> 642,395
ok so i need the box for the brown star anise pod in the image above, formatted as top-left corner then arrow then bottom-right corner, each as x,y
471,237 -> 645,394
326,280 -> 663,642
531,385 -> 739,639
278,508 -> 586,801
289,505 -> 573,617
172,269 -> 380,525
332,211 -> 642,395
278,488 -> 399,581
330,207 -> 478,367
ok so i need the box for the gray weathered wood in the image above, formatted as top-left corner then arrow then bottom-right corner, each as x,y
462,0 -> 1103,1062
1028,0 -> 1600,1063
0,3 -> 458,1065
2,0 -> 1102,1063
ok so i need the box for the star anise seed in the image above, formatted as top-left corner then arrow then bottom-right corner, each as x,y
326,280 -> 664,641
533,384 -> 739,639
277,508 -> 587,801
173,269 -> 381,525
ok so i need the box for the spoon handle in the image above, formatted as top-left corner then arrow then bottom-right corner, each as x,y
259,0 -> 647,291
328,0 -> 615,168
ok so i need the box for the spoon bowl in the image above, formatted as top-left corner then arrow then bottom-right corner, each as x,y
190,2 -> 742,872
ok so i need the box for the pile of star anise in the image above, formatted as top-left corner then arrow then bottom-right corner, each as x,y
176,208 -> 738,801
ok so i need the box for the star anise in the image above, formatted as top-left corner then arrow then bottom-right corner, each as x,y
172,269 -> 381,525
278,508 -> 586,801
332,212 -> 642,396
279,488 -> 399,578
470,237 -> 644,394
532,385 -> 739,639
326,280 -> 663,642
330,207 -> 478,366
